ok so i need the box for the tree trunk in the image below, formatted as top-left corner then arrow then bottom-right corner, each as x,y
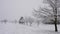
54,0 -> 58,32
54,16 -> 58,32
54,8 -> 58,32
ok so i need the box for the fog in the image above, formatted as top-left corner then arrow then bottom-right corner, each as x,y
0,0 -> 43,20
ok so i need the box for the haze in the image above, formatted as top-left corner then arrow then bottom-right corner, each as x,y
0,0 -> 43,20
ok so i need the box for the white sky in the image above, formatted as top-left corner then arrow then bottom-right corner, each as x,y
0,0 -> 43,20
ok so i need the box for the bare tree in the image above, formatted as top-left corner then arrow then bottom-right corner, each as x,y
33,0 -> 60,32
28,17 -> 34,26
25,17 -> 34,26
43,0 -> 60,32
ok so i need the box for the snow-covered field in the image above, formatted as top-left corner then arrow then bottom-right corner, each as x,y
0,22 -> 60,34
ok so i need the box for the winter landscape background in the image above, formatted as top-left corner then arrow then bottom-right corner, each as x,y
0,0 -> 60,34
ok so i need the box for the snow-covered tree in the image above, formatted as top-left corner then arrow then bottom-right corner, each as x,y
33,0 -> 60,32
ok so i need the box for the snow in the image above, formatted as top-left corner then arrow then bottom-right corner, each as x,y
0,22 -> 60,34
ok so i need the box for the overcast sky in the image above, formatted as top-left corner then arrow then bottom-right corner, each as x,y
0,0 -> 43,20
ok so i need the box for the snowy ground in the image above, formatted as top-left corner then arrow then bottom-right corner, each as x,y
0,22 -> 60,34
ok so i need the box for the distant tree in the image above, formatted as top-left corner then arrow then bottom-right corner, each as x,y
14,19 -> 17,24
19,17 -> 25,24
24,17 -> 34,26
1,19 -> 8,24
36,19 -> 41,26
24,17 -> 29,25
28,17 -> 34,26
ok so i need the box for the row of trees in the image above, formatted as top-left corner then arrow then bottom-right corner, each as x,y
0,19 -> 17,24
0,16 -> 41,26
19,16 -> 41,26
